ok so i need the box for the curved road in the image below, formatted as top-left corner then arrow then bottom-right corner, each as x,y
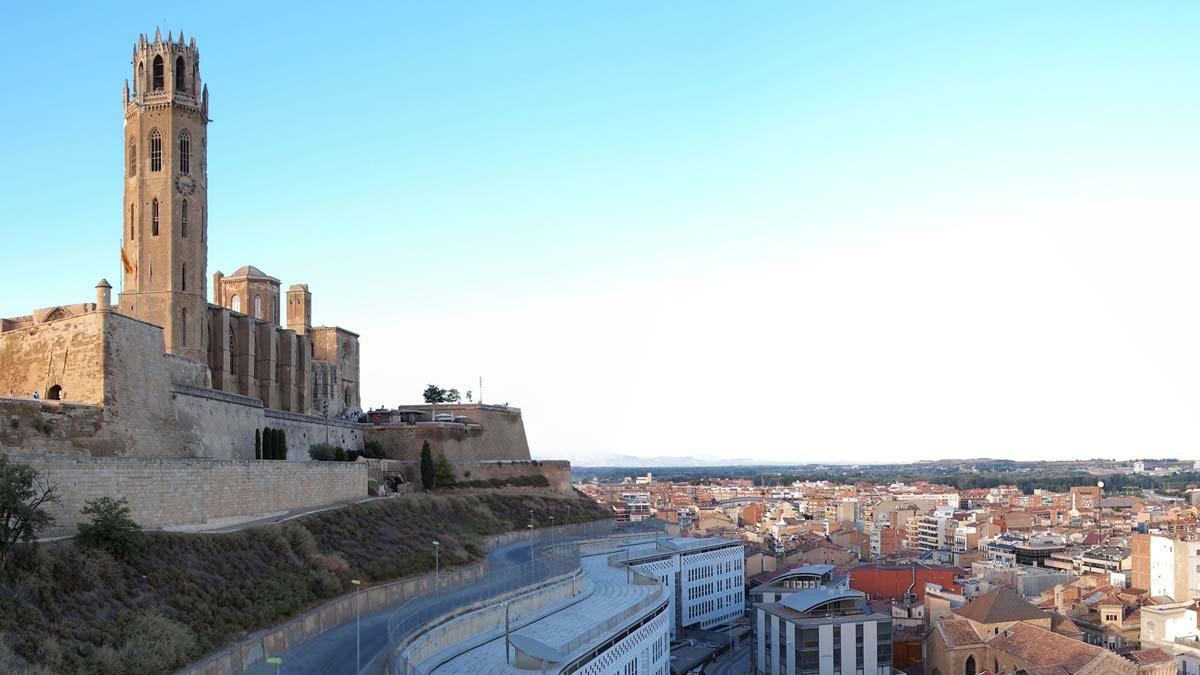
244,537 -> 540,675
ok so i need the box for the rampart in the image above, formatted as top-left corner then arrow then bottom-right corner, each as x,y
9,453 -> 368,535
366,404 -> 531,462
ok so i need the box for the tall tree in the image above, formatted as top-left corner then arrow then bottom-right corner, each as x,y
420,441 -> 435,490
433,452 -> 456,489
0,455 -> 58,570
279,430 -> 288,460
254,428 -> 262,460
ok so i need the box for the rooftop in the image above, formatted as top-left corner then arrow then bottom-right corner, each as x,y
955,587 -> 1050,625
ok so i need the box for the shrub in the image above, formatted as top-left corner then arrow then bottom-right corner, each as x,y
363,440 -> 385,459
308,443 -> 338,461
254,428 -> 262,460
112,613 -> 198,674
334,447 -> 348,462
77,497 -> 143,559
433,452 -> 455,489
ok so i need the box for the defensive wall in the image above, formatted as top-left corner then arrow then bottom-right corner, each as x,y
382,458 -> 573,493
366,403 -> 531,462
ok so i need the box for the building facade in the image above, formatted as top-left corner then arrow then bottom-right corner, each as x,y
755,587 -> 893,675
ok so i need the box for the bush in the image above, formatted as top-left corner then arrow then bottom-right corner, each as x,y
110,613 -> 198,674
433,453 -> 455,489
77,497 -> 143,559
334,447 -> 348,462
308,443 -> 338,461
452,474 -> 551,489
363,440 -> 385,459
0,455 -> 58,570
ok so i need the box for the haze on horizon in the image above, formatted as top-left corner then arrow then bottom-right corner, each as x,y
2,3 -> 1199,466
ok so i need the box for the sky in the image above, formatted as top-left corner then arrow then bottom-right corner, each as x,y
2,3 -> 1200,465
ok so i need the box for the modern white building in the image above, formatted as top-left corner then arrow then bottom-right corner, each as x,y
627,536 -> 745,637
754,587 -> 894,675
1139,602 -> 1200,675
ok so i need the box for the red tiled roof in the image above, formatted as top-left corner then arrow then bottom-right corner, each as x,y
986,622 -> 1106,672
1128,648 -> 1172,665
937,618 -> 983,647
955,587 -> 1050,624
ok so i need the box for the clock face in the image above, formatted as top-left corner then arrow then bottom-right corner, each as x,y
174,174 -> 196,196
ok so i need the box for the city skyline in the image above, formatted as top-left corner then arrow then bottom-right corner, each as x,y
4,4 -> 1200,464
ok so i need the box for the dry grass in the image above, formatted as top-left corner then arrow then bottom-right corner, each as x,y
0,492 -> 608,674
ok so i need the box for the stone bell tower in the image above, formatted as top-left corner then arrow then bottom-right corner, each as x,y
118,28 -> 209,363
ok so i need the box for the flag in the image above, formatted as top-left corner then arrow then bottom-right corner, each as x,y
120,246 -> 133,274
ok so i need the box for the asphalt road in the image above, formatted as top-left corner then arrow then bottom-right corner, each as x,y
704,641 -> 753,675
243,537 -> 541,675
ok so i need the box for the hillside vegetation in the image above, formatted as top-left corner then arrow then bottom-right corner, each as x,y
0,492 -> 609,675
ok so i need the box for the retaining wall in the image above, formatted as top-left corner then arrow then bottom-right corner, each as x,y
8,453 -> 368,535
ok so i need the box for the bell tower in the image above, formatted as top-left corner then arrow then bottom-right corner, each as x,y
118,29 -> 209,363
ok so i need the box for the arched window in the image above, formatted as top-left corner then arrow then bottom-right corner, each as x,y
231,295 -> 241,313
181,199 -> 189,238
129,204 -> 135,239
965,656 -> 976,675
151,198 -> 159,236
152,55 -> 164,91
149,129 -> 162,172
128,137 -> 137,177
181,263 -> 187,292
46,385 -> 62,401
181,307 -> 188,345
175,56 -> 186,92
179,130 -> 190,175
137,61 -> 144,93
254,295 -> 263,320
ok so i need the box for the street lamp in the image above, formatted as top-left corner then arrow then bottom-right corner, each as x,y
528,523 -> 534,556
266,656 -> 282,675
433,540 -> 440,582
350,579 -> 362,674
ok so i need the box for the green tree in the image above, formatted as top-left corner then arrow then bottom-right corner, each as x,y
254,429 -> 262,460
420,441 -> 435,490
0,455 -> 58,569
423,385 -> 447,404
445,389 -> 461,404
308,443 -> 337,461
262,427 -> 274,460
279,430 -> 288,460
433,452 -> 456,489
77,496 -> 144,559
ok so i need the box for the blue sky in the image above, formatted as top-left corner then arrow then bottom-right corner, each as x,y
3,3 -> 1200,464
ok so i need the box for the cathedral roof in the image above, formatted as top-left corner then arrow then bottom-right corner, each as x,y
227,266 -> 279,282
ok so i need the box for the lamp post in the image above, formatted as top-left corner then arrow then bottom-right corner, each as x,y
528,523 -> 534,557
433,540 -> 440,583
549,515 -> 555,544
350,579 -> 361,674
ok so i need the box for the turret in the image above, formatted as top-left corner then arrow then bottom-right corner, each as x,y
95,279 -> 112,311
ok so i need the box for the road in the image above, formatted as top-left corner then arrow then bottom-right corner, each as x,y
243,537 -> 541,675
705,641 -> 752,675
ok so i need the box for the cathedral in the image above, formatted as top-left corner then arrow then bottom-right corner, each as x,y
0,30 -> 362,458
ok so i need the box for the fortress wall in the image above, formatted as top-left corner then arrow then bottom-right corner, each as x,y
102,312 -> 194,456
263,408 -> 365,460
0,398 -> 124,456
4,453 -> 368,535
173,385 -> 266,459
0,311 -> 107,404
380,460 -> 573,494
366,405 -> 532,463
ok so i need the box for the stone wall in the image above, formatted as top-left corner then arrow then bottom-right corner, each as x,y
264,408 -> 364,460
383,460 -> 573,494
0,398 -> 124,456
0,310 -> 107,403
7,453 -> 367,535
367,404 -> 531,463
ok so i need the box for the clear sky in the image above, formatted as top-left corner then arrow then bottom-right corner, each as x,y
2,3 -> 1200,465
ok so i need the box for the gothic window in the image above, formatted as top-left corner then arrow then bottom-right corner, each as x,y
137,61 -> 144,93
129,204 -> 135,239
152,55 -> 164,91
231,295 -> 241,313
181,264 -> 187,291
149,129 -> 162,172
175,56 -> 186,92
128,138 -> 137,177
965,656 -> 976,675
254,295 -> 263,320
181,199 -> 189,238
151,198 -> 159,236
179,130 -> 190,175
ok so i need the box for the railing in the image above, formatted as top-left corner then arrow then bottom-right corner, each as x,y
387,518 -> 667,675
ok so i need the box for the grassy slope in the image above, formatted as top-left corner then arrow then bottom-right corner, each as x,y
0,491 -> 609,675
